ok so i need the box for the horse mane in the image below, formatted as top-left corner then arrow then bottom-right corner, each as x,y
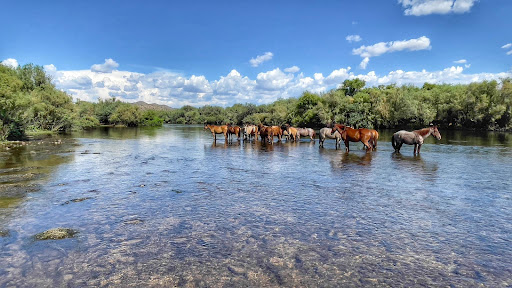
414,127 -> 431,137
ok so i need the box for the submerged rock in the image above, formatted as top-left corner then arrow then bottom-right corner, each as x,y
34,228 -> 78,240
62,197 -> 92,205
0,230 -> 9,237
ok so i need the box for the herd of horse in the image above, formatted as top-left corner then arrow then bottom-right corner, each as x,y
204,123 -> 442,154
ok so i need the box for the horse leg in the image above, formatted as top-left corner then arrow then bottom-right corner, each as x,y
345,140 -> 349,152
418,144 -> 422,153
414,144 -> 418,154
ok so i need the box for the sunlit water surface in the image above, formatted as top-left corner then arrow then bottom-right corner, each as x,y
1,125 -> 511,287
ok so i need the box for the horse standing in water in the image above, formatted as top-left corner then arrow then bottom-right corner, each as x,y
243,124 -> 258,141
297,128 -> 316,141
369,129 -> 379,149
331,124 -> 374,152
271,126 -> 283,141
204,124 -> 228,141
319,127 -> 342,149
257,124 -> 274,144
227,124 -> 241,141
283,124 -> 298,142
392,125 -> 441,154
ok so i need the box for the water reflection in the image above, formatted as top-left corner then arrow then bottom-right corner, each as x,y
390,152 -> 439,178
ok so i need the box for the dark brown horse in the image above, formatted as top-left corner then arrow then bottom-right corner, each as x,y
258,124 -> 274,144
331,124 -> 373,152
227,124 -> 241,140
204,124 -> 228,141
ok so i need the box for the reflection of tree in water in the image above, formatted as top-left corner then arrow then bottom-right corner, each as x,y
390,152 -> 439,179
0,138 -> 76,233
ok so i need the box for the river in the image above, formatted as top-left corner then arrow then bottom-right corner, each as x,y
1,125 -> 511,287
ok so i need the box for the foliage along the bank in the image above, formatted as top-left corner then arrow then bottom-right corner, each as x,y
0,63 -> 164,140
161,78 -> 512,131
2,63 -> 512,140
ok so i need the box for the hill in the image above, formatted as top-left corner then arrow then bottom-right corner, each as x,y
132,101 -> 173,111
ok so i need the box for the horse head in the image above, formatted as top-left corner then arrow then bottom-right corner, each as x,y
431,126 -> 442,140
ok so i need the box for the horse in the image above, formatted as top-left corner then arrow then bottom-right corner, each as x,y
204,124 -> 228,141
392,125 -> 441,154
257,124 -> 274,144
243,124 -> 258,141
271,126 -> 283,141
319,127 -> 342,149
227,124 -> 241,141
297,127 -> 316,141
331,124 -> 373,152
283,124 -> 298,142
369,129 -> 379,149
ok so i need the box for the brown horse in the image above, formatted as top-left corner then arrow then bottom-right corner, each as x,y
369,129 -> 379,149
392,125 -> 441,154
283,124 -> 298,142
227,124 -> 241,140
204,124 -> 228,141
271,126 -> 283,141
257,124 -> 274,144
331,124 -> 373,152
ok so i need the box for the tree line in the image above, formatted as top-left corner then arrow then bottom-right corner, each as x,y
0,64 -> 163,141
2,62 -> 511,141
162,78 -> 512,131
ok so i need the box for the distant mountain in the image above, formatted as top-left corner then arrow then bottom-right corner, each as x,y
132,101 -> 173,111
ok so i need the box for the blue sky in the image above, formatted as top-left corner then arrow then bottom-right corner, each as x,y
1,0 -> 511,107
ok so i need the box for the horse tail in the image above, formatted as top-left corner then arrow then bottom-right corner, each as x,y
391,134 -> 397,150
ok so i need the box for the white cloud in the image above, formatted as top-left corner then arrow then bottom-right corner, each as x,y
249,52 -> 273,67
256,68 -> 293,90
6,58 -> 510,108
359,57 -> 370,69
90,58 -> 119,73
1,58 -> 19,68
346,35 -> 362,43
453,59 -> 467,64
502,43 -> 512,49
507,50 -> 512,56
284,66 -> 300,73
352,36 -> 431,69
399,0 -> 478,16
353,36 -> 431,58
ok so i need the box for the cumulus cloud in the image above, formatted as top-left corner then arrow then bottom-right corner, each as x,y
353,36 -> 431,69
91,58 -> 119,73
346,35 -> 362,43
1,58 -> 19,68
6,58 -> 510,107
249,52 -> 273,67
453,59 -> 467,64
284,66 -> 300,73
399,0 -> 478,16
256,68 -> 293,90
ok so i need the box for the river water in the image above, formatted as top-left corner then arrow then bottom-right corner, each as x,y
1,125 -> 511,287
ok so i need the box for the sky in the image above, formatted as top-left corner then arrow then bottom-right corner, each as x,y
1,0 -> 512,107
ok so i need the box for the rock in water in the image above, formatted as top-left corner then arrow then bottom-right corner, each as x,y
34,228 -> 78,240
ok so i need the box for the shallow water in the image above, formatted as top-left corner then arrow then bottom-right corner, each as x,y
1,125 -> 511,287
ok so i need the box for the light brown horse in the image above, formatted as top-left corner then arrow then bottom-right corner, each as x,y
283,124 -> 298,142
227,124 -> 241,140
257,124 -> 274,144
392,125 -> 441,154
271,126 -> 283,141
204,124 -> 228,141
297,127 -> 316,141
331,124 -> 373,152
